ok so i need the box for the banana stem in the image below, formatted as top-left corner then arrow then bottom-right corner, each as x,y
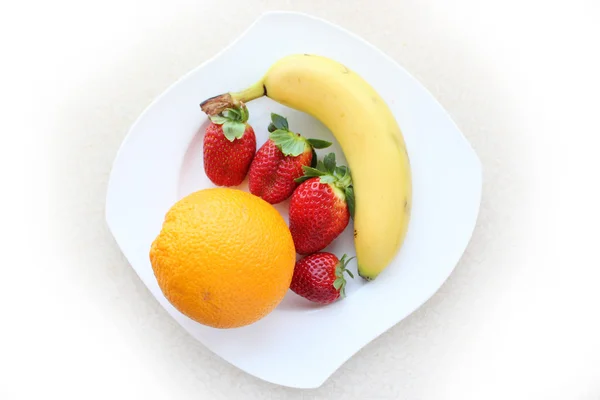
200,81 -> 266,116
231,81 -> 265,103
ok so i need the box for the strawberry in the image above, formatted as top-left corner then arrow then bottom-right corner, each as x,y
289,153 -> 355,254
203,103 -> 256,186
248,113 -> 331,204
290,253 -> 355,304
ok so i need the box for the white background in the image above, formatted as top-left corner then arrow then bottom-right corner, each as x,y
2,0 -> 599,399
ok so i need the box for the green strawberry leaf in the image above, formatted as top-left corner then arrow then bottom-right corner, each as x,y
222,121 -> 246,141
270,129 -> 307,156
334,255 -> 356,298
209,115 -> 228,125
323,153 -> 336,174
295,166 -> 325,183
239,103 -> 249,122
339,254 -> 355,266
333,278 -> 343,290
211,104 -> 249,126
311,148 -> 318,168
306,138 -> 332,149
223,108 -> 241,121
316,160 -> 326,172
271,113 -> 289,130
335,165 -> 348,179
319,175 -> 336,184
301,166 -> 326,177
295,176 -> 312,183
282,141 -> 306,157
345,186 -> 355,218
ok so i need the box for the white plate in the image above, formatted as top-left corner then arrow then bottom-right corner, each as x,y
106,11 -> 482,388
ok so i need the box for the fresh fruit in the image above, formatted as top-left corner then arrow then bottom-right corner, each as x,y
203,103 -> 256,186
149,188 -> 295,329
200,54 -> 412,280
248,113 -> 331,204
289,153 -> 353,255
290,252 -> 355,304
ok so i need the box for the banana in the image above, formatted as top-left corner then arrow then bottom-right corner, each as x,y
201,54 -> 412,280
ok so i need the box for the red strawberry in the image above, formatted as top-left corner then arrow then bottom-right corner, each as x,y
203,103 -> 256,186
290,253 -> 355,304
289,153 -> 355,255
248,113 -> 331,204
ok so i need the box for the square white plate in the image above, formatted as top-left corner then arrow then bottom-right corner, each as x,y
106,11 -> 482,388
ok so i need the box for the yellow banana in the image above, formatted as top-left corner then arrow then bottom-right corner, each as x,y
201,54 -> 412,280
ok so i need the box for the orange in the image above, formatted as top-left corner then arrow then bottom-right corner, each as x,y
149,188 -> 296,329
